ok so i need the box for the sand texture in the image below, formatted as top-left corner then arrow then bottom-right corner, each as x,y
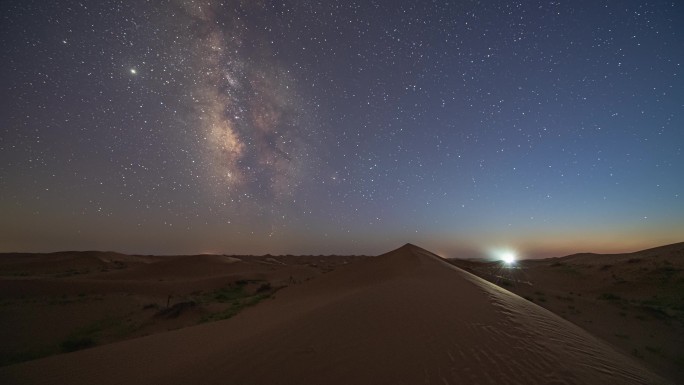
0,244 -> 668,384
449,242 -> 684,382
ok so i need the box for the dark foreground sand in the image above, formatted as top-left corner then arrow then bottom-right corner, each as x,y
0,244 -> 669,384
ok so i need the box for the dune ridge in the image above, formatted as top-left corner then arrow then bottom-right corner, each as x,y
0,244 -> 668,384
448,242 -> 684,382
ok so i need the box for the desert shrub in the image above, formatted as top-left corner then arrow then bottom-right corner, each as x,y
639,303 -> 671,320
199,293 -> 270,323
598,293 -> 621,301
155,301 -> 196,318
211,286 -> 246,303
256,282 -> 272,293
60,336 -> 95,352
652,266 -> 680,282
645,346 -> 665,357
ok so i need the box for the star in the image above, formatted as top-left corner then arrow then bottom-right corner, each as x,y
0,0 -> 681,257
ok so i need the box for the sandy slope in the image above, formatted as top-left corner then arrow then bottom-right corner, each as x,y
0,244 -> 668,384
0,252 -> 359,364
448,242 -> 684,382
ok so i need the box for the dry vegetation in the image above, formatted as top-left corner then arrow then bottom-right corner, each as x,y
0,244 -> 679,384
0,251 -> 367,366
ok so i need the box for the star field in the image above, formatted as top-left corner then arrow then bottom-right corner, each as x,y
1,0 -> 682,257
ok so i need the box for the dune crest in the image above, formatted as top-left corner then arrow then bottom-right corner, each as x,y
0,244 -> 668,384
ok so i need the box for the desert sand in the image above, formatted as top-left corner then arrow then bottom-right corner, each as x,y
0,244 -> 670,384
0,251 -> 364,366
448,242 -> 684,382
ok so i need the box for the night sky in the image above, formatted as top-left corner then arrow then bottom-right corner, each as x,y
1,0 -> 682,258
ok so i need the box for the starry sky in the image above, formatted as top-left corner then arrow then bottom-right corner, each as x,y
1,0 -> 682,258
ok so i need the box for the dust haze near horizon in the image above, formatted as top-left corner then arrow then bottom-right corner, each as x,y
1,0 -> 683,258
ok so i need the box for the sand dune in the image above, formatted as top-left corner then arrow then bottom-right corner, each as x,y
0,251 -> 148,276
0,253 -> 323,298
449,242 -> 684,382
0,244 -> 667,384
0,252 -> 361,367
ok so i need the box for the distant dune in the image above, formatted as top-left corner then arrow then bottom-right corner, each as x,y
0,244 -> 668,384
0,251 -> 363,368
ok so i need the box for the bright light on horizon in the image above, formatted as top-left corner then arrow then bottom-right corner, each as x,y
502,252 -> 516,265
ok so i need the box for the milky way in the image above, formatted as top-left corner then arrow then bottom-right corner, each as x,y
1,0 -> 682,256
153,0 -> 316,208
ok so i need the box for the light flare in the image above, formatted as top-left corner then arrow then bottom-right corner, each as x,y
502,252 -> 516,265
